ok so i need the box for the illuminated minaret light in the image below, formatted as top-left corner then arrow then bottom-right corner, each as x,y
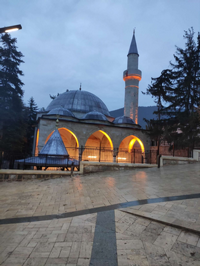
123,29 -> 142,124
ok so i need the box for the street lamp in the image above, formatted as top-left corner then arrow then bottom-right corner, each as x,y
0,24 -> 22,34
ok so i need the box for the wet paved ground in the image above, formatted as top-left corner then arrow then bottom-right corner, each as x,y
1,163 -> 200,265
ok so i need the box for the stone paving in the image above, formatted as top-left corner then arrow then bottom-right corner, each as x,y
121,198 -> 200,234
1,211 -> 200,265
1,163 -> 200,219
1,163 -> 200,265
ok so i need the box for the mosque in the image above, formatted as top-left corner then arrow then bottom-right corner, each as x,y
33,31 -> 150,163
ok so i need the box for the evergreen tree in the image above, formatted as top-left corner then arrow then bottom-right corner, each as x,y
25,97 -> 38,155
0,33 -> 25,156
143,69 -> 170,154
144,28 -> 200,151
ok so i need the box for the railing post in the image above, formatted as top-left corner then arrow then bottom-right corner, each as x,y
71,162 -> 74,177
79,146 -> 83,162
157,155 -> 161,168
142,155 -> 143,164
134,149 -> 135,164
113,148 -> 116,163
150,150 -> 151,164
99,148 -> 100,162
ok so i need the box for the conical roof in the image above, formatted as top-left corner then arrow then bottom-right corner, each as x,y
39,129 -> 68,156
128,30 -> 139,56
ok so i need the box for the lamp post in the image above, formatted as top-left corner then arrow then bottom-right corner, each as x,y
0,24 -> 22,34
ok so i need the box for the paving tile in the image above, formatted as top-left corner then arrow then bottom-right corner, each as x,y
145,221 -> 165,235
23,257 -> 47,266
126,249 -> 149,266
143,241 -> 166,258
59,247 -> 71,258
3,256 -> 27,264
147,256 -> 171,266
67,257 -> 78,264
163,225 -> 182,236
79,242 -> 93,259
45,257 -> 68,265
117,239 -> 144,250
178,231 -> 199,246
33,242 -> 54,253
55,242 -> 73,247
154,231 -> 178,250
49,247 -> 61,258
134,217 -> 151,227
126,223 -> 146,236
140,230 -> 159,244
172,241 -> 200,260
197,238 -> 200,248
77,258 -> 90,266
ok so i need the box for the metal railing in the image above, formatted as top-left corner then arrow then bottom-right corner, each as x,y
1,144 -> 193,170
0,147 -> 158,169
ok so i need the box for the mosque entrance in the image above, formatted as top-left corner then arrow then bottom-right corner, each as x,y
45,128 -> 79,160
82,130 -> 113,162
117,135 -> 145,163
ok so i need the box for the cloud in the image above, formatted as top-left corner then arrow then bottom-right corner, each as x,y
0,0 -> 199,110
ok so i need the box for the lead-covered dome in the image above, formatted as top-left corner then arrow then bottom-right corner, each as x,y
113,116 -> 135,125
46,90 -> 110,116
82,111 -> 108,121
47,107 -> 75,117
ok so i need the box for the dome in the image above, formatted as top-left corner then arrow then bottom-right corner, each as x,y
47,107 -> 75,117
82,111 -> 108,121
113,116 -> 135,125
38,107 -> 46,112
46,90 -> 110,116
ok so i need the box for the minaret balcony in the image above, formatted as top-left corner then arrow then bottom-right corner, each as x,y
123,69 -> 142,81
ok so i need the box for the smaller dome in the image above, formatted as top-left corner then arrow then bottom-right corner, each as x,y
38,107 -> 46,112
47,107 -> 75,117
113,116 -> 135,125
82,111 -> 108,121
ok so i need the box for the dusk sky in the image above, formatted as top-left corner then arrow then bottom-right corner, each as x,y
1,0 -> 200,111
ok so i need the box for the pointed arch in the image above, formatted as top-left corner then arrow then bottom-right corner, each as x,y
118,135 -> 145,163
83,130 -> 113,162
98,130 -> 113,150
45,128 -> 79,148
35,129 -> 39,156
128,136 -> 144,153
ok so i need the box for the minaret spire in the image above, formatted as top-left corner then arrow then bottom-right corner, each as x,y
128,28 -> 139,56
123,30 -> 142,124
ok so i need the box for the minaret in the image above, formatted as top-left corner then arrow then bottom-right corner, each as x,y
123,30 -> 142,124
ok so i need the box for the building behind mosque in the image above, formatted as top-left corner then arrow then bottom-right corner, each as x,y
33,31 -> 151,163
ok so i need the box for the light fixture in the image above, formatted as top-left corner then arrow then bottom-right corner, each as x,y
0,24 -> 22,34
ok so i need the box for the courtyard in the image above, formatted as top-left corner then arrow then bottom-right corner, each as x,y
1,163 -> 200,265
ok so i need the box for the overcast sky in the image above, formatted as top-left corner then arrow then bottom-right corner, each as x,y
1,0 -> 200,111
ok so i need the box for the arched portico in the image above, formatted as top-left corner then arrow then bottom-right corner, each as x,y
82,130 -> 113,162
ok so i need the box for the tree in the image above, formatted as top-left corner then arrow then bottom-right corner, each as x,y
144,28 -> 200,152
25,97 -> 38,155
143,69 -> 170,154
0,33 -> 25,156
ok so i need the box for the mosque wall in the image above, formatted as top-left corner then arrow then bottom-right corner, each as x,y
37,118 -> 150,154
